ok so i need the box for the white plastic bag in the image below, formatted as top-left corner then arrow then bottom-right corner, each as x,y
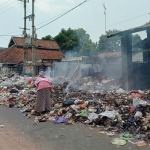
99,110 -> 119,119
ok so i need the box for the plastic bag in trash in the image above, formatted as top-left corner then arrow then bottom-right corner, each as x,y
54,116 -> 69,123
133,98 -> 140,107
88,113 -> 99,121
134,111 -> 143,119
1,80 -> 13,87
63,98 -> 74,107
99,110 -> 119,119
80,110 -> 87,117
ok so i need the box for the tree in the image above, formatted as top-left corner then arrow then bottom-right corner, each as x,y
54,28 -> 78,53
132,34 -> 141,46
98,29 -> 121,53
98,29 -> 141,53
79,40 -> 97,56
42,35 -> 53,40
74,28 -> 97,56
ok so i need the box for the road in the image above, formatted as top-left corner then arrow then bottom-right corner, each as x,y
0,106 -> 149,150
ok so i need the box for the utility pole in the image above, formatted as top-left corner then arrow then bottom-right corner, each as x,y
19,0 -> 28,74
32,0 -> 35,76
23,0 -> 27,74
102,3 -> 107,33
18,0 -> 29,74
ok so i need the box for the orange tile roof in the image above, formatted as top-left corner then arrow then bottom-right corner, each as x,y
0,46 -> 63,63
13,37 -> 60,49
98,52 -> 121,58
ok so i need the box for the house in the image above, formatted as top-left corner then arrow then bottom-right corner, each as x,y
0,47 -> 6,52
0,36 -> 63,75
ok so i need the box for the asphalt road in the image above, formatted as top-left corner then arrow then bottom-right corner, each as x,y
0,106 -> 150,150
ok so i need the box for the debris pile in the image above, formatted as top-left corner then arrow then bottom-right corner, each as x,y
0,75 -> 150,143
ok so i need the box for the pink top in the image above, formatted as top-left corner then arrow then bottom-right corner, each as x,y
37,80 -> 51,91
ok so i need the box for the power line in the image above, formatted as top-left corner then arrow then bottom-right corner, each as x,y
0,0 -> 16,11
0,2 -> 20,15
0,0 -> 10,7
0,34 -> 21,36
37,0 -> 90,30
0,36 -> 9,40
1,30 -> 21,35
36,11 -> 69,26
27,5 -> 31,13
89,13 -> 150,33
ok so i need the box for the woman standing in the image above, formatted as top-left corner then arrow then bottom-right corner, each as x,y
34,71 -> 52,114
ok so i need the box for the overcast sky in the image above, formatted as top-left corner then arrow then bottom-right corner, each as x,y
0,0 -> 150,48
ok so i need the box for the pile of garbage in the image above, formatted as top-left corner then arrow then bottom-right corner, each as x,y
0,75 -> 150,143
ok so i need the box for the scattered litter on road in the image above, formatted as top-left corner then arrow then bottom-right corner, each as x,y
0,125 -> 4,128
136,140 -> 147,146
111,138 -> 126,146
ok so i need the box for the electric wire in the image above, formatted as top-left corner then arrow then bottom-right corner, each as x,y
0,0 -> 10,7
88,13 -> 150,33
0,2 -> 21,15
0,34 -> 21,36
0,0 -> 16,11
36,10 -> 71,26
36,0 -> 90,30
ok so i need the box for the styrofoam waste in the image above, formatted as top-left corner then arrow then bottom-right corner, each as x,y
0,125 -> 4,128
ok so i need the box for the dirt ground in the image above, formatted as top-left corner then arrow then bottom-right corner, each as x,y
0,125 -> 37,150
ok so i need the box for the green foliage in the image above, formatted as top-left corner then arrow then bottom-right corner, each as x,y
98,30 -> 141,53
132,34 -> 141,45
74,28 -> 97,56
53,28 -> 78,53
42,35 -> 53,40
42,28 -> 97,56
98,29 -> 121,53
42,28 -> 141,55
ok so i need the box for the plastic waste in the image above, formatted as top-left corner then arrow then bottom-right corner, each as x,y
88,113 -> 98,121
116,88 -> 126,94
80,110 -> 87,117
63,98 -> 74,107
133,98 -> 140,107
34,117 -> 39,125
134,111 -> 143,119
99,110 -> 119,119
0,125 -> 4,128
139,100 -> 147,106
70,105 -> 79,112
1,80 -> 12,87
88,107 -> 97,113
54,116 -> 69,124
111,138 -> 126,146
136,141 -> 147,146
121,134 -> 132,140
106,132 -> 115,136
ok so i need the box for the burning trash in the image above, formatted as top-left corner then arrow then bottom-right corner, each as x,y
0,74 -> 150,144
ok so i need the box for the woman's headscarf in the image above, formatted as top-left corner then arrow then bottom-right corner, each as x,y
39,71 -> 46,78
35,71 -> 50,87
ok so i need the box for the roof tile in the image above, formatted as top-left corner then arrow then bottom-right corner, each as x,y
98,52 -> 121,58
0,46 -> 63,63
13,37 -> 60,49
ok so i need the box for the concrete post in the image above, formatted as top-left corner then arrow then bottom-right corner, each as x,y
121,33 -> 133,91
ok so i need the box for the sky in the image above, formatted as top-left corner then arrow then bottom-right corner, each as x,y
0,0 -> 150,48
